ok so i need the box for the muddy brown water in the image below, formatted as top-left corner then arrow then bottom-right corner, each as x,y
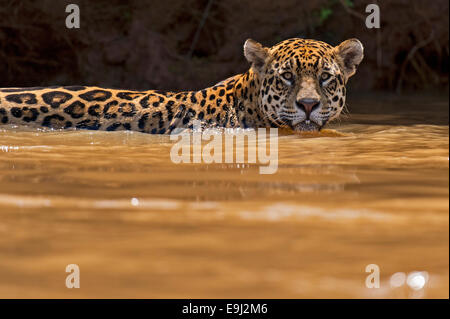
0,94 -> 448,298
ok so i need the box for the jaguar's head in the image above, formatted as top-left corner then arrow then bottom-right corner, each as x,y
244,37 -> 364,131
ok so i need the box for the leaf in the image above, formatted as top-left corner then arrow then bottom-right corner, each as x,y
344,0 -> 354,8
319,8 -> 333,24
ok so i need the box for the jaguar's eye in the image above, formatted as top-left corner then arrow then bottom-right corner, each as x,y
320,72 -> 331,81
281,72 -> 294,81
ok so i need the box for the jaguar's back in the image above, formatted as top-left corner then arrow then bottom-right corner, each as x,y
0,80 -> 242,134
1,86 -> 196,133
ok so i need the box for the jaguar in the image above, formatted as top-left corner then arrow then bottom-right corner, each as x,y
0,37 -> 363,133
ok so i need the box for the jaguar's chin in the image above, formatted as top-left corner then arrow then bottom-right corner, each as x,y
292,120 -> 321,132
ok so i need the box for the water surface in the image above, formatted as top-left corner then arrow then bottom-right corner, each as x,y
0,94 -> 448,298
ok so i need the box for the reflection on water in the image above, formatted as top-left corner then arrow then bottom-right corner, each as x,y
0,95 -> 448,298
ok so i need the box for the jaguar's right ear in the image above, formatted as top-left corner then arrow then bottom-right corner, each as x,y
244,39 -> 270,74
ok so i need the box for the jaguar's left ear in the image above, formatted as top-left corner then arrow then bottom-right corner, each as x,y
334,38 -> 364,81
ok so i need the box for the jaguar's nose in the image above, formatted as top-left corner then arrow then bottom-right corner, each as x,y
296,98 -> 320,119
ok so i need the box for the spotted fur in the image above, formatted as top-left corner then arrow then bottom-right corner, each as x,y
0,38 -> 363,133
